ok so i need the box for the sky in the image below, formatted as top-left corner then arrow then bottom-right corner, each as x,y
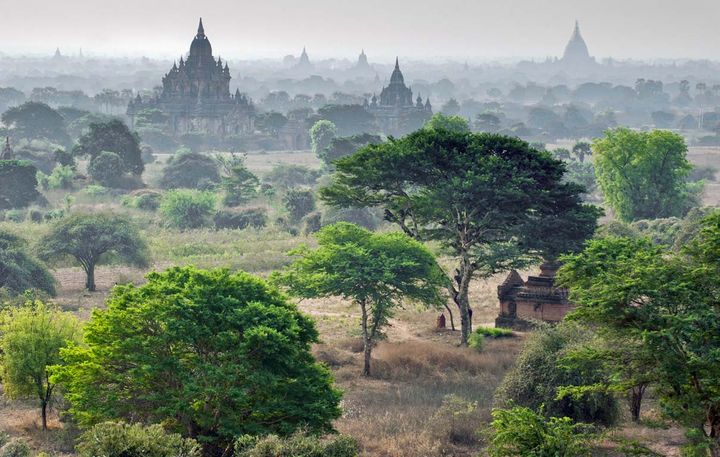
2,0 -> 719,61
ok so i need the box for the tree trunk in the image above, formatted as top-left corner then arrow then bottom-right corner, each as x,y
629,384 -> 646,422
360,301 -> 372,377
41,400 -> 47,431
85,262 -> 96,292
453,257 -> 474,346
443,303 -> 456,331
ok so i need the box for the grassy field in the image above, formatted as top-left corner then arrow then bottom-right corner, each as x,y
3,146 -> 717,455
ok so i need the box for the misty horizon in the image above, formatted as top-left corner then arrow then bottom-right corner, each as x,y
2,0 -> 719,61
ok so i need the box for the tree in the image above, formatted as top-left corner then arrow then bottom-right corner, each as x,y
1,102 -> 70,146
73,119 -> 144,175
320,133 -> 382,170
216,154 -> 259,207
283,188 -> 316,222
264,164 -> 321,189
87,151 -> 122,187
0,160 -> 40,210
474,113 -> 501,132
571,141 -> 591,163
316,105 -> 374,136
255,112 -> 288,137
309,120 -> 337,156
160,150 -> 220,190
76,422 -> 201,457
55,266 -> 342,454
159,189 -> 216,230
424,113 -> 470,133
234,430 -> 358,457
0,230 -> 56,296
593,128 -> 696,221
276,223 -> 445,376
558,214 -> 720,455
39,213 -> 148,292
440,98 -> 461,116
0,302 -> 80,430
321,129 -> 600,345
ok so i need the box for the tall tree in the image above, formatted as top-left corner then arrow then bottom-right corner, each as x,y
275,223 -> 445,376
1,101 -> 70,146
39,213 -> 148,291
0,160 -> 41,209
593,128 -> 696,221
1,301 -> 80,430
321,129 -> 599,345
73,119 -> 144,176
309,119 -> 337,156
54,266 -> 341,455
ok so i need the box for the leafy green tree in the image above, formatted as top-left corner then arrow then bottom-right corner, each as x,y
424,113 -> 469,133
309,120 -> 337,156
255,112 -> 288,137
55,266 -> 342,454
39,213 -> 148,291
283,188 -> 316,223
87,151 -> 122,187
0,302 -> 80,430
217,154 -> 259,207
73,119 -> 144,175
320,133 -> 382,170
317,105 -> 374,136
488,406 -> 592,457
559,213 -> 720,454
1,102 -> 70,146
264,164 -> 320,189
276,223 -> 445,376
76,422 -> 201,457
160,151 -> 220,190
159,189 -> 216,230
0,230 -> 55,296
0,160 -> 40,209
321,129 -> 600,345
593,128 -> 696,221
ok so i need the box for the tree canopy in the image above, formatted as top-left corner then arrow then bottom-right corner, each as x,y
73,119 -> 144,176
1,101 -> 70,146
0,230 -> 55,296
592,128 -> 696,221
321,128 -> 600,344
0,160 -> 41,210
55,266 -> 342,454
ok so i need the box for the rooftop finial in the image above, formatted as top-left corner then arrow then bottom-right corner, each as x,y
197,18 -> 205,37
395,56 -> 399,69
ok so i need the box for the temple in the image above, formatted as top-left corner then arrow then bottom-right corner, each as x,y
0,137 -> 13,160
560,21 -> 596,69
127,18 -> 254,136
367,58 -> 432,136
495,262 -> 574,329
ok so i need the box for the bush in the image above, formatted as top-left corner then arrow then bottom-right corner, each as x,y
125,189 -> 163,212
160,189 -> 216,230
234,431 -> 358,457
37,164 -> 74,190
214,207 -> 268,230
84,184 -> 109,197
322,206 -> 380,231
495,323 -> 618,426
264,164 -> 320,189
474,326 -> 514,339
0,439 -> 30,457
160,151 -> 220,190
0,160 -> 40,209
76,422 -> 201,457
468,332 -> 484,352
88,151 -> 123,187
303,211 -> 322,235
0,230 -> 56,296
488,406 -> 592,457
283,188 -> 315,222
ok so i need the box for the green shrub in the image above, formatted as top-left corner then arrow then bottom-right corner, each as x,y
0,230 -> 56,295
88,151 -> 123,187
0,439 -> 30,457
322,206 -> 380,231
160,151 -> 220,190
125,190 -> 163,212
303,211 -> 322,235
38,164 -> 74,190
160,189 -> 216,230
468,332 -> 484,352
234,431 -> 358,457
488,406 -> 592,457
264,164 -> 320,189
283,188 -> 315,222
474,326 -> 514,339
0,160 -> 40,209
4,209 -> 25,223
76,422 -> 201,457
84,184 -> 109,197
214,207 -> 268,230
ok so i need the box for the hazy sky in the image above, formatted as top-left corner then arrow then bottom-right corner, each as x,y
2,0 -> 719,61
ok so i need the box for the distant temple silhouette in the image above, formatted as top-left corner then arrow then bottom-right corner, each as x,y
127,18 -> 254,136
367,58 -> 432,136
559,20 -> 596,68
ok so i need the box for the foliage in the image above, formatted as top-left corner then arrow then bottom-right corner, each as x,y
0,439 -> 30,457
467,332 -> 484,352
474,326 -> 513,339
488,406 -> 592,457
217,154 -> 259,206
1,101 -> 70,146
424,113 -> 470,133
321,129 -> 600,344
495,323 -> 618,426
233,431 -> 358,457
160,151 -> 220,190
593,128 -> 696,221
37,164 -> 74,190
76,422 -> 200,457
0,160 -> 40,209
73,119 -> 144,175
124,190 -> 163,212
213,207 -> 268,230
563,160 -> 597,197
55,266 -> 342,454
255,111 -> 288,137
38,212 -> 148,291
276,222 -> 445,376
321,206 -> 381,231
320,134 -> 382,170
558,213 -> 720,452
316,105 -> 374,136
0,230 -> 55,296
159,189 -> 216,230
264,164 -> 320,189
309,120 -> 338,156
283,188 -> 316,222
0,302 -> 80,430
88,150 -> 122,187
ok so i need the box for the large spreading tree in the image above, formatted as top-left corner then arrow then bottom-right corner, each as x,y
593,128 -> 696,221
54,266 -> 342,455
321,129 -> 600,345
1,101 -> 71,146
39,213 -> 148,291
73,119 -> 144,176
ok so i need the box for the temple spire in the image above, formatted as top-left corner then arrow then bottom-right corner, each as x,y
395,57 -> 399,69
197,18 -> 205,38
